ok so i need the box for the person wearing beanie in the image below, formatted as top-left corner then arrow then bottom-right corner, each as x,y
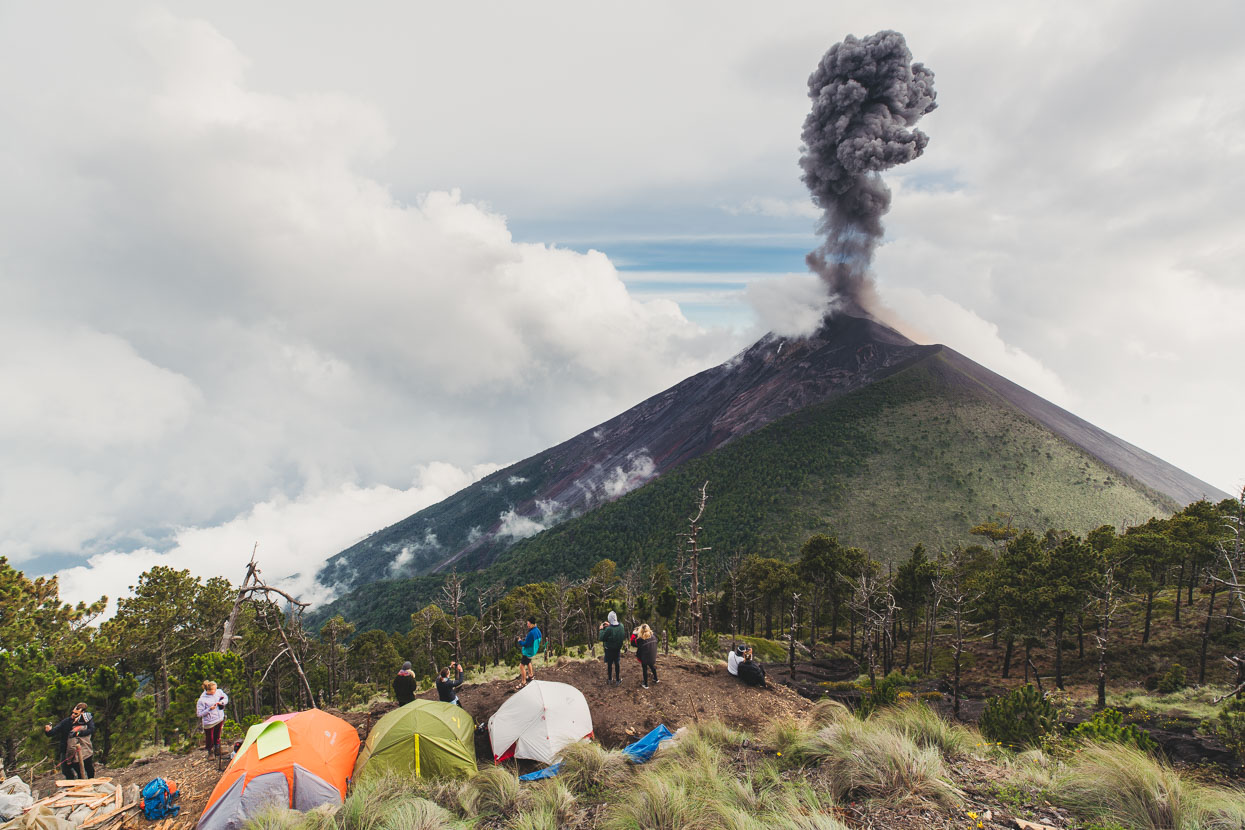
598,610 -> 625,686
394,661 -> 417,705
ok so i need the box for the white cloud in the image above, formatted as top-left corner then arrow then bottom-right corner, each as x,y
602,453 -> 657,499
496,499 -> 562,541
4,10 -> 736,580
745,273 -> 835,338
883,288 -> 1073,408
55,461 -> 497,614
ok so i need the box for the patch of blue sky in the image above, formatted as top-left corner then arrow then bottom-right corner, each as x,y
567,238 -> 815,273
897,167 -> 964,193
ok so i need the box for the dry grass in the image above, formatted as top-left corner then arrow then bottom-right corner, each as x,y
870,701 -> 976,758
460,766 -> 528,818
808,698 -> 851,729
794,718 -> 961,808
1051,743 -> 1245,830
556,740 -> 631,793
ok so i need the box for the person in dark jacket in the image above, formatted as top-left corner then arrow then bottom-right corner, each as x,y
393,661 -> 418,705
598,611 -> 625,686
436,661 -> 465,705
634,624 -> 658,688
45,703 -> 96,779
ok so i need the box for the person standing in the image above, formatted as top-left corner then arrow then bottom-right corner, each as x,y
436,661 -> 465,706
635,624 -> 659,689
516,617 -> 542,689
598,611 -> 625,686
394,661 -> 418,705
45,703 -> 95,779
196,681 -> 229,757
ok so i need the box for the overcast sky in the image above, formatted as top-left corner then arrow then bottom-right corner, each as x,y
3,1 -> 1242,613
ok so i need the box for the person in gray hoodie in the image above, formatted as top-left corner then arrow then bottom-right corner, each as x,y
597,611 -> 625,686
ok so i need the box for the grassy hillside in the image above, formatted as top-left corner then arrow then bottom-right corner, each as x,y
485,350 -> 1175,580
315,350 -> 1177,632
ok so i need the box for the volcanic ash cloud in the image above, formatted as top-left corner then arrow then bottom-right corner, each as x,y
800,30 -> 937,316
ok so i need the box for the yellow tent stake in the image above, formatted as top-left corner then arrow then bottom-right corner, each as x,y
414,733 -> 421,778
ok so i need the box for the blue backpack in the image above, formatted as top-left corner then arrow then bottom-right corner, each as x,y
140,777 -> 181,820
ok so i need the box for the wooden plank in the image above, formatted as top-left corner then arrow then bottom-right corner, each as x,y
86,792 -> 114,809
114,786 -> 122,810
79,801 -> 136,829
56,778 -> 112,787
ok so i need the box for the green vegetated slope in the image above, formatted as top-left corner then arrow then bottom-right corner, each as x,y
320,349 -> 1178,631
487,349 -> 1176,579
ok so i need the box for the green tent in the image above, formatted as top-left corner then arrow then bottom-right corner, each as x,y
353,700 -> 477,781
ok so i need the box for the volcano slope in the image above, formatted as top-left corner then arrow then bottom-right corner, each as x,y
316,314 -> 1221,611
315,335 -> 1223,633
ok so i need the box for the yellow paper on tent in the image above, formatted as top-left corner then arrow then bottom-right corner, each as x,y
235,720 -> 292,761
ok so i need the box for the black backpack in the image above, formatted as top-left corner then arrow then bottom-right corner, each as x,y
737,660 -> 766,687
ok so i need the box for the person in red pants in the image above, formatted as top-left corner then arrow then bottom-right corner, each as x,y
196,680 -> 229,756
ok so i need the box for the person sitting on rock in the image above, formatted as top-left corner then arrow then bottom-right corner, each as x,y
727,644 -> 747,676
733,645 -> 768,688
437,661 -> 465,706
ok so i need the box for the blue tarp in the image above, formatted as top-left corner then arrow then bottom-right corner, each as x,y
621,724 -> 674,763
519,761 -> 562,781
518,725 -> 674,781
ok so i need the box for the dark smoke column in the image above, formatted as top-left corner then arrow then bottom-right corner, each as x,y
800,30 -> 936,315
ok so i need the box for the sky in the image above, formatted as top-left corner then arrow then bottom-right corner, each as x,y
3,1 -> 1242,614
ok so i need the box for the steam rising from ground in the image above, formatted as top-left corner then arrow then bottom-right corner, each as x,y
800,30 -> 936,315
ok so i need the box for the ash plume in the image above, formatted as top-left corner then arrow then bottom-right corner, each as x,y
800,30 -> 936,316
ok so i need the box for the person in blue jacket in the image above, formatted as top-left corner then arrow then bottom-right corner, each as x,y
516,617 -> 542,689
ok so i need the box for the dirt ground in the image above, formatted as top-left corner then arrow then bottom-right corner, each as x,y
27,654 -> 808,827
418,653 -> 812,750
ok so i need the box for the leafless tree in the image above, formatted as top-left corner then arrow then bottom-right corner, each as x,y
1212,486 -> 1245,701
932,563 -> 977,719
550,575 -> 582,655
677,481 -> 711,654
847,572 -> 897,690
442,570 -> 465,664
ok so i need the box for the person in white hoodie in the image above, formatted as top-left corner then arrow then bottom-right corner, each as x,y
196,680 -> 229,757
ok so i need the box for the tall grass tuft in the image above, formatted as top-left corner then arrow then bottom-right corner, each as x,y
460,766 -> 528,818
872,701 -> 975,758
557,740 -> 631,793
761,716 -> 811,761
795,718 -> 961,807
686,719 -> 749,749
243,806 -> 303,830
1051,743 -> 1245,830
809,698 -> 851,729
603,772 -> 699,830
527,779 -> 578,826
377,798 -> 454,830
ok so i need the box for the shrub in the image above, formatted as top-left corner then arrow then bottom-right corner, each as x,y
1211,696 -> 1245,762
1071,709 -> 1156,751
243,807 -> 302,830
1051,742 -> 1245,830
980,685 -> 1058,748
919,690 -> 944,701
699,630 -> 720,655
1156,664 -> 1187,695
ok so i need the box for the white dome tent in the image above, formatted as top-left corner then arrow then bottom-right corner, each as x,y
487,680 -> 594,764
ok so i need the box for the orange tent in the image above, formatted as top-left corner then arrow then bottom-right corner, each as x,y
196,710 -> 360,830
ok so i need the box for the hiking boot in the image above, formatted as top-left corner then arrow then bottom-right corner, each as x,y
641,683 -> 649,689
